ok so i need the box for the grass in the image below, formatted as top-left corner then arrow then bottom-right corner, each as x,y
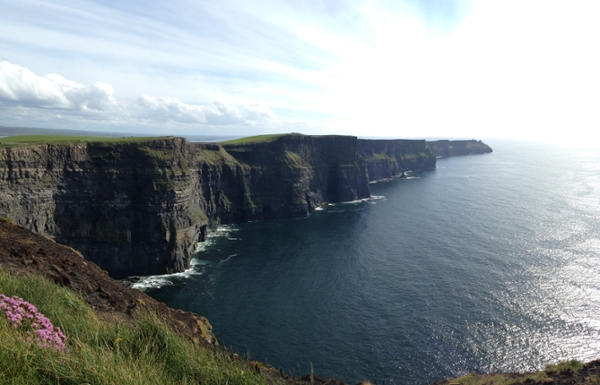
219,134 -> 288,145
195,145 -> 241,167
0,269 -> 285,385
0,135 -> 164,148
448,360 -> 588,385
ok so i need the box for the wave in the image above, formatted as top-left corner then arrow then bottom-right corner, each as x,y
129,225 -> 241,291
220,254 -> 238,264
129,262 -> 204,291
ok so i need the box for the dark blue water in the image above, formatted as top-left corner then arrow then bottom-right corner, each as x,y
143,140 -> 600,384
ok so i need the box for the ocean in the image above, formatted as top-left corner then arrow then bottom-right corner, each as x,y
140,139 -> 600,384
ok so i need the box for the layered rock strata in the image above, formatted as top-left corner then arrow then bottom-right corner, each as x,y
358,139 -> 436,180
0,134 -> 476,277
0,134 -> 381,277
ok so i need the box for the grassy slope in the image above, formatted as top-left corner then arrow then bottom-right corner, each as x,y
0,269 -> 285,385
219,134 -> 287,145
0,135 -> 164,148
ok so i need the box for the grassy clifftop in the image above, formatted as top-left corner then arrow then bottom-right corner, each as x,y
0,134 -> 164,148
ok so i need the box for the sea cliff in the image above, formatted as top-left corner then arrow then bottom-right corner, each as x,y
358,138 -> 436,180
0,138 -> 205,277
427,139 -> 493,158
0,133 -> 486,278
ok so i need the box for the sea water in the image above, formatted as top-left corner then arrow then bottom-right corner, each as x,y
143,139 -> 600,384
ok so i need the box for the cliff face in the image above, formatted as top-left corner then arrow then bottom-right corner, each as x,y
0,133 -> 447,277
0,134 -> 372,277
427,139 -> 493,158
0,138 -> 206,277
223,134 -> 370,219
358,139 -> 436,181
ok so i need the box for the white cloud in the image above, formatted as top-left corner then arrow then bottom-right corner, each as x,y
0,61 -> 70,108
136,96 -> 275,126
137,95 -> 208,124
0,61 -> 276,130
0,61 -> 117,113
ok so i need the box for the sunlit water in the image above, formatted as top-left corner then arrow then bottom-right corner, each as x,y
141,140 -> 600,384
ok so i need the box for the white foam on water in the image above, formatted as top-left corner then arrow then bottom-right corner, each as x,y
130,263 -> 203,291
220,254 -> 238,264
129,225 -> 242,292
195,238 -> 215,253
340,198 -> 370,205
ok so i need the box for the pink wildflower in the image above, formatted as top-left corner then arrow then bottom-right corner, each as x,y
0,294 -> 68,353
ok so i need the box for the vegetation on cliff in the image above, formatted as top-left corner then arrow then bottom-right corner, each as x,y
434,359 -> 600,385
0,134 -> 162,148
0,269 -> 288,385
0,220 -> 303,384
0,133 -> 491,278
220,134 -> 286,145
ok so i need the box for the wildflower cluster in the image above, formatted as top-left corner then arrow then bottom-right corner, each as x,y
0,294 -> 68,352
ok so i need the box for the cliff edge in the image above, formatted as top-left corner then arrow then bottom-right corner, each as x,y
427,139 -> 493,158
0,133 -> 468,278
0,134 -> 375,277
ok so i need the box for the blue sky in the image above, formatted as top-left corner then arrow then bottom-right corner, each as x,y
1,0 -> 599,142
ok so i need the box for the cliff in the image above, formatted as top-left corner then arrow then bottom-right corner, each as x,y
0,138 -> 207,278
0,134 -> 375,277
222,134 -> 370,218
0,133 -> 454,277
427,139 -> 493,158
358,139 -> 436,180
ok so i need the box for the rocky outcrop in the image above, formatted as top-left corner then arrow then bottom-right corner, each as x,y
358,139 -> 436,181
427,139 -> 493,158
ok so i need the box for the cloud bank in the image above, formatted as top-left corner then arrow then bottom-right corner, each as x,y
0,61 -> 275,131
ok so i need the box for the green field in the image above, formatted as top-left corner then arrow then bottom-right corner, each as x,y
0,135 -> 164,148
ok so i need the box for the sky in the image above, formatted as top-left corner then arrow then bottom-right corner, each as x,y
1,0 -> 599,142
